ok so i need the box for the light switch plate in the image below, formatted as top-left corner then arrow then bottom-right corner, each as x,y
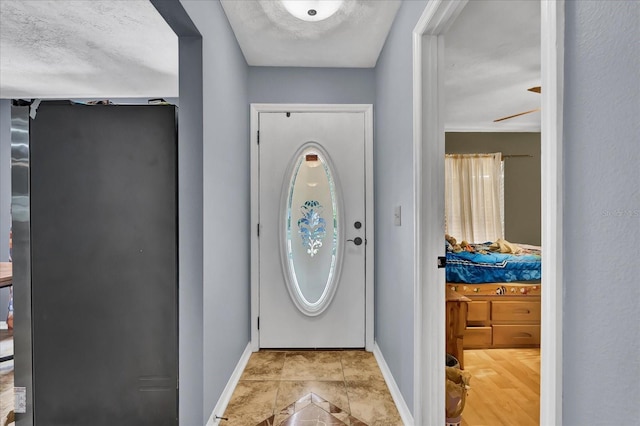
394,205 -> 401,226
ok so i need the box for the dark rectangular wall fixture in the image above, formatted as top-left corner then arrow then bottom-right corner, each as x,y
27,102 -> 178,425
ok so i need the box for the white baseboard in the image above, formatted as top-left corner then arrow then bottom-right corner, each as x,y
373,342 -> 414,426
205,343 -> 253,426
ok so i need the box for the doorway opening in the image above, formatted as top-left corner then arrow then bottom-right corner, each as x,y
412,1 -> 564,425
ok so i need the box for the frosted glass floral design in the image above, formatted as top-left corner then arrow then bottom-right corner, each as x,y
281,142 -> 342,313
298,200 -> 326,257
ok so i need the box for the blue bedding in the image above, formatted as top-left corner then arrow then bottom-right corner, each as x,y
445,243 -> 541,283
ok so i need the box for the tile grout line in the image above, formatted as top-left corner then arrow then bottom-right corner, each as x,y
340,351 -> 353,419
272,351 -> 287,420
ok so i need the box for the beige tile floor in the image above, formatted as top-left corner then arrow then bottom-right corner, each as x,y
220,350 -> 403,426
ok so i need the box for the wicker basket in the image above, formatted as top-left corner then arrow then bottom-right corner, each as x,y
445,366 -> 471,425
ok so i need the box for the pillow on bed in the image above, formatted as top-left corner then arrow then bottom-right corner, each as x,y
489,238 -> 524,254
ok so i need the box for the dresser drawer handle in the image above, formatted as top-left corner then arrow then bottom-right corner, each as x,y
513,332 -> 533,339
513,309 -> 531,314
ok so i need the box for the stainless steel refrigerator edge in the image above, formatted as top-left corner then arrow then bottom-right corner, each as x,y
11,103 -> 33,425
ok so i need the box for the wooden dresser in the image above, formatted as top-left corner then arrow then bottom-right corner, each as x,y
446,287 -> 470,368
448,283 -> 541,349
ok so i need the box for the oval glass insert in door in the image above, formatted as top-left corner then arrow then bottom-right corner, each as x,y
280,142 -> 344,316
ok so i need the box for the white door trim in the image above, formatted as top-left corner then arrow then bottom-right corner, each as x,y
250,103 -> 374,352
412,1 -> 564,425
539,2 -> 565,424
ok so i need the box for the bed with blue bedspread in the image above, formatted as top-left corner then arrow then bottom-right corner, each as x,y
445,241 -> 541,284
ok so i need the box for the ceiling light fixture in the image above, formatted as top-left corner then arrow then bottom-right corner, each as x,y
281,0 -> 344,22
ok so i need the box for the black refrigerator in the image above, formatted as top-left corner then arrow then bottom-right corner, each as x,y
11,101 -> 178,425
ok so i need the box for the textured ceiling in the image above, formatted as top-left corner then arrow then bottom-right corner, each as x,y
220,0 -> 401,67
445,0 -> 541,132
0,0 -> 178,99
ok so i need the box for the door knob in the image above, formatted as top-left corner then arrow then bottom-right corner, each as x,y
347,237 -> 363,246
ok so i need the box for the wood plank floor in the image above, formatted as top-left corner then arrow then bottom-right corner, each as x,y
461,348 -> 540,426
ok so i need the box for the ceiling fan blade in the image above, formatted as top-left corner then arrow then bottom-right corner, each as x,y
528,86 -> 541,93
493,108 -> 541,122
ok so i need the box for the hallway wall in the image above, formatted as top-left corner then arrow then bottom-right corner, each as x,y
563,1 -> 640,423
179,0 -> 251,422
248,67 -> 375,104
373,0 -> 428,413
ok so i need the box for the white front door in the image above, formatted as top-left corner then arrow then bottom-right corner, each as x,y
257,109 -> 369,348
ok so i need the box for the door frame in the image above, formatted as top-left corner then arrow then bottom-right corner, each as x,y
250,103 -> 374,352
412,1 -> 564,425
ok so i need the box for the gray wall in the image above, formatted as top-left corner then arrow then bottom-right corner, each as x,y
563,1 -> 640,424
0,100 -> 10,318
173,35 -> 204,426
374,0 -> 428,413
445,132 -> 541,245
249,67 -> 375,104
150,1 -> 205,423
179,0 -> 251,422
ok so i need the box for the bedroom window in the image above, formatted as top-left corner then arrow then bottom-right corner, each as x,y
445,153 -> 504,243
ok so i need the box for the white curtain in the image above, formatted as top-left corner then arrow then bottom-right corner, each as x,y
445,153 -> 504,243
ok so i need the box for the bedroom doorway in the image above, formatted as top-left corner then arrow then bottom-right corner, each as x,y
412,1 -> 564,425
443,2 -> 543,423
